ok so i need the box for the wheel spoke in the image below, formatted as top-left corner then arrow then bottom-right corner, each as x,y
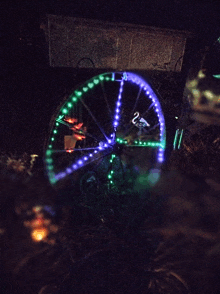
100,80 -> 113,119
130,86 -> 142,121
125,141 -> 162,148
51,146 -> 102,153
112,78 -> 124,133
54,148 -> 113,181
80,97 -> 108,141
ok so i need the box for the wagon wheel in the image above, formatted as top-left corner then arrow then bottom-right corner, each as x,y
45,72 -> 166,195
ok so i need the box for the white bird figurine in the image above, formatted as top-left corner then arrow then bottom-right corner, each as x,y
132,112 -> 150,129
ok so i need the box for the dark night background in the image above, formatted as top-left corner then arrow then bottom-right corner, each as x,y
1,0 -> 220,155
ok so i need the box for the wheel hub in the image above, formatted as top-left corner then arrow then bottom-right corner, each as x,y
112,142 -> 124,156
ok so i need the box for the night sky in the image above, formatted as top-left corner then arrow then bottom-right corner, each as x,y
1,0 -> 220,156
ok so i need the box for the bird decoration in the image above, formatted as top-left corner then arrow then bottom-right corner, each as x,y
132,112 -> 150,129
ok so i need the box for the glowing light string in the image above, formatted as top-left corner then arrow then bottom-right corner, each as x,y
113,77 -> 124,131
45,72 -> 166,185
54,147 -> 113,181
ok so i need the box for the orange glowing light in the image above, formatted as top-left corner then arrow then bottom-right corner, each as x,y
64,117 -> 78,124
31,227 -> 49,242
32,217 -> 44,227
74,122 -> 83,130
74,134 -> 86,140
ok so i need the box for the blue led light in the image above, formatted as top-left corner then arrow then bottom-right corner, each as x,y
78,160 -> 83,165
66,168 -> 72,174
55,172 -> 66,180
84,157 -> 88,161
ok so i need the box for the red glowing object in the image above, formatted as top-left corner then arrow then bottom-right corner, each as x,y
66,149 -> 74,153
71,122 -> 83,130
64,117 -> 78,124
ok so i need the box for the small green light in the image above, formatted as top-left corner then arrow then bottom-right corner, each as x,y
53,129 -> 57,134
108,174 -> 112,179
105,77 -> 110,81
99,75 -> 104,81
62,108 -> 68,114
50,177 -> 57,184
110,181 -> 113,184
51,137 -> 55,141
48,145 -> 52,149
76,91 -> 82,97
72,97 -> 77,102
83,87 -> 88,92
94,79 -> 99,84
56,122 -> 59,126
46,150 -> 52,155
47,165 -> 54,170
67,102 -> 72,108
88,83 -> 94,89
213,74 -> 220,79
111,170 -> 114,174
46,158 -> 53,163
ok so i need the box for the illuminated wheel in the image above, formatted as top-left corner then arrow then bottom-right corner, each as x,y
45,72 -> 166,194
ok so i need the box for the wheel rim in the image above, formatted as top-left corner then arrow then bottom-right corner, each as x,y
45,72 -> 166,193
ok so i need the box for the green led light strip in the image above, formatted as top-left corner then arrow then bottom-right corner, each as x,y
173,129 -> 184,150
108,154 -> 116,185
115,137 -> 163,148
45,73 -> 113,184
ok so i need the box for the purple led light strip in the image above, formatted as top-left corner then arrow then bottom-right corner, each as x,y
125,72 -> 166,163
113,77 -> 124,131
54,145 -> 113,181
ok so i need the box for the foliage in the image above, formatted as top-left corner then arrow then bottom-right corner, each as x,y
2,146 -> 220,293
